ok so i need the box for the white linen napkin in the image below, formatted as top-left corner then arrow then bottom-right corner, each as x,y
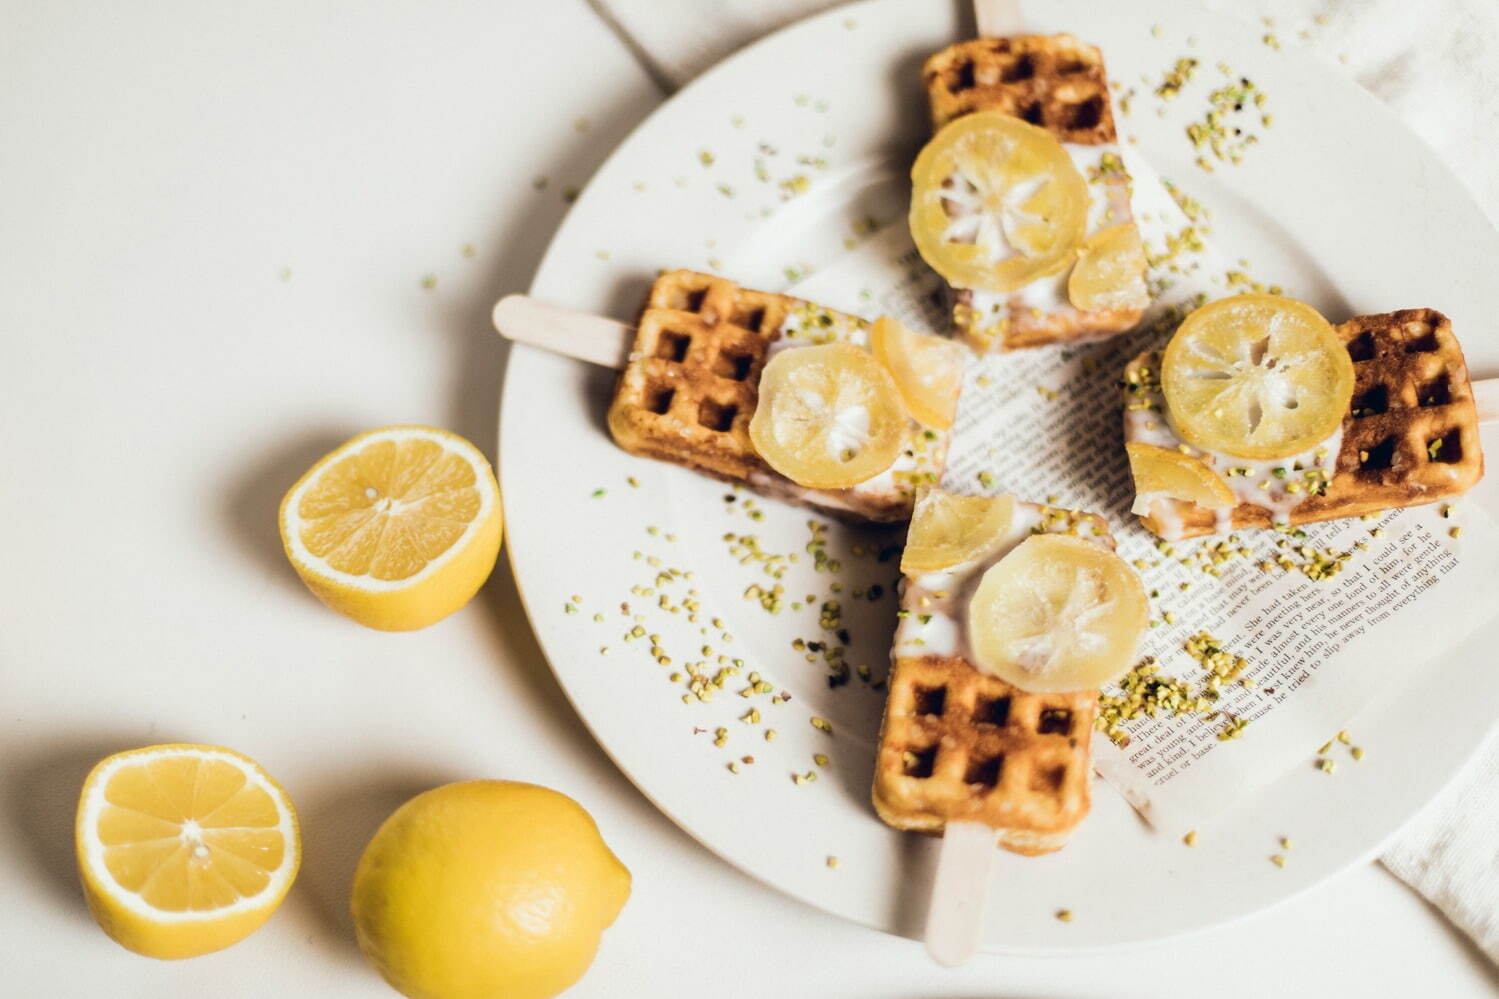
589,0 -> 1499,962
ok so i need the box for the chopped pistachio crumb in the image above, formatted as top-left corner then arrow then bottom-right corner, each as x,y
1270,853 -> 1287,868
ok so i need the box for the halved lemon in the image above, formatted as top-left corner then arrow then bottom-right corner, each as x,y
967,535 -> 1149,692
279,425 -> 503,631
1068,223 -> 1150,311
870,315 -> 968,430
748,342 -> 908,489
910,111 -> 1088,293
902,490 -> 1015,573
1125,441 -> 1235,513
75,744 -> 300,960
1161,295 -> 1353,460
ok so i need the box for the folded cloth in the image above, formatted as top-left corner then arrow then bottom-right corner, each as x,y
590,0 -> 1499,963
1382,728 -> 1499,963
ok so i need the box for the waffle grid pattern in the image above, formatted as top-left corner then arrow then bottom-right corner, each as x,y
923,34 -> 1117,142
608,270 -> 792,483
873,658 -> 1095,854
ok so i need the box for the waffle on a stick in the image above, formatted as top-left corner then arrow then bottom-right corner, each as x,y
607,270 -> 947,523
922,35 -> 1143,351
872,504 -> 1112,856
1125,309 -> 1484,539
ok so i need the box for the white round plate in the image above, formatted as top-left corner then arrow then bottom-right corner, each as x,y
499,0 -> 1499,951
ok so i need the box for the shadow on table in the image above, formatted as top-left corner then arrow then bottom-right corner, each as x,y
295,767 -> 456,961
3,733 -> 148,921
436,83 -> 662,462
217,425 -> 363,600
1390,875 -> 1499,989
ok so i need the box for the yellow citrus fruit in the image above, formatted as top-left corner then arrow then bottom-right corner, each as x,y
901,490 -> 1015,572
1068,223 -> 1150,311
1162,295 -> 1354,460
967,535 -> 1149,692
749,342 -> 908,489
910,111 -> 1088,293
279,425 -> 503,631
351,781 -> 631,999
1125,441 -> 1235,511
869,315 -> 969,430
74,744 -> 300,960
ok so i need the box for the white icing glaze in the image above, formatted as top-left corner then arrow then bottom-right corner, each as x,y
1122,380 -> 1343,535
892,503 -> 1116,662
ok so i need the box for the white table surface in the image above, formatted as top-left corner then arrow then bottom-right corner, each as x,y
2,2 -> 1496,996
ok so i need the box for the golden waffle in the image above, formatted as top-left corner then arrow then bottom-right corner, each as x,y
872,507 -> 1112,856
1125,309 -> 1484,538
873,659 -> 1096,855
922,35 -> 1143,351
607,270 -> 946,524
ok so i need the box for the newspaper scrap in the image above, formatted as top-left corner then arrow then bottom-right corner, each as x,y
790,151 -> 1499,832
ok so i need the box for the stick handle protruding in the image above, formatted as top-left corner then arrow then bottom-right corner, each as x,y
973,0 -> 1023,37
491,294 -> 634,370
924,821 -> 998,966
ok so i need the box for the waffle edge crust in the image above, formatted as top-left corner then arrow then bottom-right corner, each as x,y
922,34 -> 1144,351
1128,308 -> 1484,538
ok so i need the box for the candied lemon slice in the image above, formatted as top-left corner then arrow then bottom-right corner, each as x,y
910,111 -> 1088,293
749,342 -> 908,489
1068,223 -> 1150,311
1161,295 -> 1353,460
967,535 -> 1149,692
869,315 -> 968,430
1125,442 -> 1235,513
901,490 -> 1015,572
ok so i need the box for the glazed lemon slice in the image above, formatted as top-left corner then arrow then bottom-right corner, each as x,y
1125,442 -> 1236,513
1162,295 -> 1354,460
910,111 -> 1088,293
749,342 -> 908,489
1068,223 -> 1150,311
967,535 -> 1149,693
869,315 -> 968,430
901,490 -> 1015,573
75,744 -> 300,960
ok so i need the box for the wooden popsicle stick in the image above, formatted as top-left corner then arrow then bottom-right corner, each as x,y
1473,376 -> 1499,424
491,294 -> 633,370
973,0 -> 1023,38
924,821 -> 999,966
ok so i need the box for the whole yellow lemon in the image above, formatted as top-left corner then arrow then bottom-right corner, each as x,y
351,781 -> 630,999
